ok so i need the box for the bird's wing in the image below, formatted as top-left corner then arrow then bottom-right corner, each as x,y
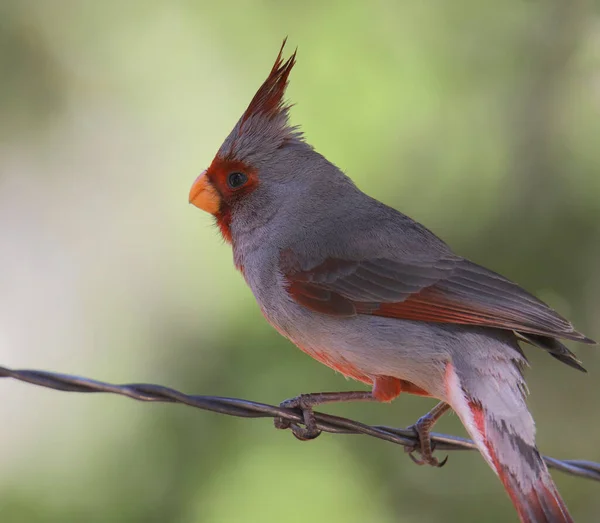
281,250 -> 593,345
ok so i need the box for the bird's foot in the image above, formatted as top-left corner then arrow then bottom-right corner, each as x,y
274,394 -> 322,441
405,403 -> 450,468
273,391 -> 375,441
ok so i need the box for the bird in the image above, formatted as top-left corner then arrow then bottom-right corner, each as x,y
189,40 -> 595,523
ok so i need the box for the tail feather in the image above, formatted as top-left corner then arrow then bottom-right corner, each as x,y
516,332 -> 586,373
476,406 -> 574,523
498,470 -> 573,523
522,482 -> 572,523
445,362 -> 573,523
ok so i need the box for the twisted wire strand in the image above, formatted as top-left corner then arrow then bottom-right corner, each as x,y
0,365 -> 598,482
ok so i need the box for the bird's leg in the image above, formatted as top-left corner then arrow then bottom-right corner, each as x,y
406,401 -> 451,467
274,391 -> 376,441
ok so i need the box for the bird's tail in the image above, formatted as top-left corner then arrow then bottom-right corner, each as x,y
445,361 -> 573,523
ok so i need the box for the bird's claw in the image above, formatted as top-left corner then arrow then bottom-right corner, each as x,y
406,447 -> 449,468
405,416 -> 449,468
273,394 -> 322,441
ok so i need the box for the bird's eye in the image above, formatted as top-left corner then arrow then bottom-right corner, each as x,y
227,172 -> 248,189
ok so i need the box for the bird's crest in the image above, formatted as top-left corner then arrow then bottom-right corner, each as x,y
240,38 -> 296,125
217,39 -> 301,162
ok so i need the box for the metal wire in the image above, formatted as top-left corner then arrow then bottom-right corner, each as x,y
0,364 -> 598,482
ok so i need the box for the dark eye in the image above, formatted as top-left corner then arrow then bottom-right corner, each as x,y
227,172 -> 248,189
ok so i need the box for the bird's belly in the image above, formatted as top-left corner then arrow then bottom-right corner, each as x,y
293,341 -> 433,398
263,298 -> 452,400
293,342 -> 373,384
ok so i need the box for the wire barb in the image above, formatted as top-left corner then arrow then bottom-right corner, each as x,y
0,365 -> 599,482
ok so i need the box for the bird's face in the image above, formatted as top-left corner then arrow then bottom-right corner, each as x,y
189,158 -> 260,242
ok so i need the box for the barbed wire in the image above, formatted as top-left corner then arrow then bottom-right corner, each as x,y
0,364 -> 598,482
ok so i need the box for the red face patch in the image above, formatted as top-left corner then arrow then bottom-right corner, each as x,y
205,157 -> 259,242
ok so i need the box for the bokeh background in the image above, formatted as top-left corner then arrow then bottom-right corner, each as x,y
1,1 -> 599,522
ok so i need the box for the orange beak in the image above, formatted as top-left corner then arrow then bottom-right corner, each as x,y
189,171 -> 221,214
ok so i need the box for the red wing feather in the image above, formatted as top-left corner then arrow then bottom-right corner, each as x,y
363,288 -> 556,333
287,281 -> 356,317
282,253 -> 594,344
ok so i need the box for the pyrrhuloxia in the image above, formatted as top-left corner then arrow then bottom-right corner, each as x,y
189,42 -> 595,523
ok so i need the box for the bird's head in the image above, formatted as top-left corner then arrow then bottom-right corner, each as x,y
189,40 -> 303,242
189,40 -> 355,245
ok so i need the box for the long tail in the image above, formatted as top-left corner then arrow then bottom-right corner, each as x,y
445,361 -> 573,523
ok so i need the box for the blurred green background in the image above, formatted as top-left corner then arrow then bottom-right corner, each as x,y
1,1 -> 599,522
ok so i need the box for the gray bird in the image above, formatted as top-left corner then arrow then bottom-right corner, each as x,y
189,42 -> 595,523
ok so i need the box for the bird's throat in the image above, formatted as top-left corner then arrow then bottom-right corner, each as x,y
215,207 -> 233,243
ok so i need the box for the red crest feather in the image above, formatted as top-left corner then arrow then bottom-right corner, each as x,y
241,38 -> 296,123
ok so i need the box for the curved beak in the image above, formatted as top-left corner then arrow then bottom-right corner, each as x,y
189,170 -> 221,214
